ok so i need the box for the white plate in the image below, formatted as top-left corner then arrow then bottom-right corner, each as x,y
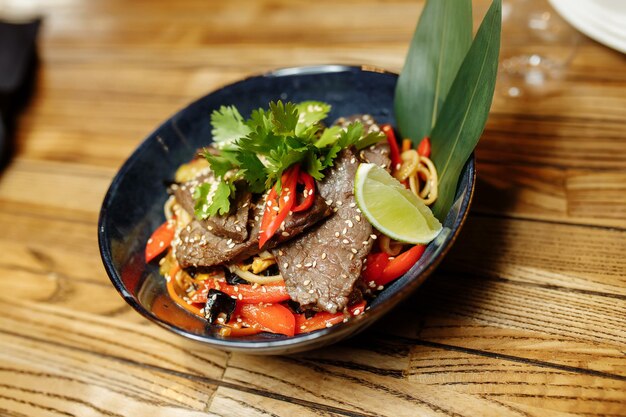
549,0 -> 626,53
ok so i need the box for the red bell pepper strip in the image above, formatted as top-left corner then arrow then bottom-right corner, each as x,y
259,165 -> 299,248
361,252 -> 390,285
239,303 -> 296,337
191,280 -> 290,304
381,124 -> 402,172
295,301 -> 367,334
145,220 -> 176,262
377,245 -> 426,286
417,137 -> 431,158
292,171 -> 315,212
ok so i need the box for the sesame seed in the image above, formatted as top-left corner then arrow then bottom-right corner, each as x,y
273,206 -> 280,212
227,239 -> 232,245
231,295 -> 238,299
368,281 -> 376,288
346,220 -> 354,228
296,263 -> 302,268
333,207 -> 339,212
147,238 -> 153,244
370,234 -> 377,240
233,286 -> 239,292
281,231 -> 290,237
326,199 -> 333,206
235,225 -> 242,232
300,325 -> 307,330
362,241 -> 369,245
355,215 -> 361,222
238,293 -> 243,300
309,289 -> 315,294
349,202 -> 356,208
217,317 -> 225,324
158,241 -> 164,247
284,262 -> 289,268
342,228 -> 347,235
377,285 -> 384,291
304,262 -> 312,267
278,250 -> 284,256
353,309 -> 361,315
349,254 -> 354,260
325,323 -> 333,328
321,252 -> 327,259
350,157 -> 356,164
356,208 -> 362,213
207,225 -> 213,231
303,280 -> 311,285
267,200 -> 273,207
262,287 -> 267,293
351,248 -> 358,254
342,239 -> 350,244
335,232 -> 340,238
312,260 -> 317,268
336,201 -> 343,206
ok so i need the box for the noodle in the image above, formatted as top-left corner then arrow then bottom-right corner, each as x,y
398,149 -> 438,206
228,264 -> 284,284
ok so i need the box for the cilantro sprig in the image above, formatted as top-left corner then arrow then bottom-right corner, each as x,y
194,100 -> 385,219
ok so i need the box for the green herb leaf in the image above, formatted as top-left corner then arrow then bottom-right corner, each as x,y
430,0 -> 501,220
210,106 -> 251,149
270,101 -> 299,135
295,101 -> 331,137
194,181 -> 234,218
236,150 -> 267,193
394,0 -> 473,141
337,122 -> 365,148
203,152 -> 236,178
355,130 -> 386,150
314,125 -> 342,148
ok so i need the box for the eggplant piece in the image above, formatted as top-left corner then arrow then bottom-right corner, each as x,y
204,289 -> 236,324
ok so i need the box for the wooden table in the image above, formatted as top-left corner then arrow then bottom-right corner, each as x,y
1,0 -> 625,415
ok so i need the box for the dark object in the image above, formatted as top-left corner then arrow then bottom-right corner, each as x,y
175,194 -> 331,268
98,65 -> 475,354
204,289 -> 236,324
224,268 -> 248,285
0,19 -> 41,167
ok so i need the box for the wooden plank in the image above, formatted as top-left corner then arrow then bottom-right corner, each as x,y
473,163 -> 626,229
376,272 -> 626,376
566,171 -> 626,221
209,387 -> 347,417
443,216 -> 626,296
0,333 -> 216,417
224,343 -> 526,417
407,346 -> 626,416
0,298 -> 229,381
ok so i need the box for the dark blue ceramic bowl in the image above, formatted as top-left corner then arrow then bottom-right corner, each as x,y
98,65 -> 475,354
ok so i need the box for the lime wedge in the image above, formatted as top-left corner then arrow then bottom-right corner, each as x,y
354,163 -> 442,244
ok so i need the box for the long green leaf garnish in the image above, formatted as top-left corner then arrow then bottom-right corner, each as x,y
430,0 -> 502,220
394,0 -> 473,141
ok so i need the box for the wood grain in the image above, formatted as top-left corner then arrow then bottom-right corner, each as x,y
1,0 -> 625,414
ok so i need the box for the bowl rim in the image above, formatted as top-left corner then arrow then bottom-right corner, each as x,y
98,64 -> 476,352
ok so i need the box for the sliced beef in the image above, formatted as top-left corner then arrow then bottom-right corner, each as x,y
173,174 -> 251,242
272,146 -> 390,313
174,195 -> 332,268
